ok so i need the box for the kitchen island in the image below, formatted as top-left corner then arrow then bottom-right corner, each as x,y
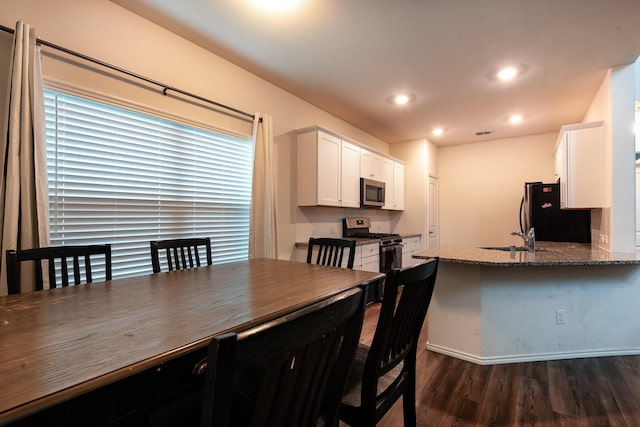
414,242 -> 640,365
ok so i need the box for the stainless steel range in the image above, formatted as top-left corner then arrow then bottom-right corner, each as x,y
342,217 -> 402,273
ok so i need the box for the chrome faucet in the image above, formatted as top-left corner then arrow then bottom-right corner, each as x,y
511,228 -> 535,252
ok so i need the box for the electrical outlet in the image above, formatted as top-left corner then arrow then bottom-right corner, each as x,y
556,309 -> 565,325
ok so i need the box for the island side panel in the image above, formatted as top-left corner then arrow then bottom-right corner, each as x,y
427,261 -> 640,364
481,264 -> 640,363
427,262 -> 483,361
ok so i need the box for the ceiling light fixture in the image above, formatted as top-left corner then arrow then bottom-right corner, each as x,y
432,128 -> 444,136
250,0 -> 303,12
393,94 -> 413,105
497,67 -> 518,81
509,114 -> 523,124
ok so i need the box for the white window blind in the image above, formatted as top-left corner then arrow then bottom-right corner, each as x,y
44,89 -> 253,279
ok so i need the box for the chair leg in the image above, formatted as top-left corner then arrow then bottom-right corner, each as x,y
402,368 -> 418,427
402,389 -> 417,427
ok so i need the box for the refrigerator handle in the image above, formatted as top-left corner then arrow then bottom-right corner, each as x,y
519,196 -> 525,233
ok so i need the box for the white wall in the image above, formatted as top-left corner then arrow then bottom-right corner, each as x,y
437,132 -> 557,247
0,0 -> 392,261
389,138 -> 438,248
583,65 -> 636,253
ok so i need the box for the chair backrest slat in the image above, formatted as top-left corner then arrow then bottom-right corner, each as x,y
307,238 -> 356,269
84,254 -> 93,283
61,256 -> 69,286
6,245 -> 113,294
150,238 -> 212,273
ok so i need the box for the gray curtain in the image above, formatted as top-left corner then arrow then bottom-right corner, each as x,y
0,21 -> 49,295
249,113 -> 278,259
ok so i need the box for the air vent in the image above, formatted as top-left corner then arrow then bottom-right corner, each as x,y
474,129 -> 493,136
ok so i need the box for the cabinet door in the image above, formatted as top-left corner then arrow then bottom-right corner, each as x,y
360,243 -> 380,272
317,132 -> 341,207
381,157 -> 394,209
361,149 -> 383,180
341,141 -> 361,207
361,256 -> 380,272
393,162 -> 404,210
565,126 -> 605,208
402,236 -> 420,267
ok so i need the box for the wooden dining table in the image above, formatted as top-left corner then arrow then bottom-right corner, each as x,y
0,258 -> 384,425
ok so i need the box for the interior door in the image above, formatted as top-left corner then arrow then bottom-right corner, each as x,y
428,176 -> 439,249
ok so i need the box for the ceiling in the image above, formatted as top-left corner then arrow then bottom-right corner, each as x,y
112,0 -> 640,146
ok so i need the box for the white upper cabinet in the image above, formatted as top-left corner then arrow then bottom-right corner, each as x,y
554,121 -> 606,209
341,141 -> 361,208
380,158 -> 404,210
381,157 -> 394,209
361,149 -> 383,180
297,130 -> 340,206
296,126 -> 404,210
297,129 -> 361,207
393,161 -> 405,210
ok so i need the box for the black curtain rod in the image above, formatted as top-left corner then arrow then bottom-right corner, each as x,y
0,23 -> 259,122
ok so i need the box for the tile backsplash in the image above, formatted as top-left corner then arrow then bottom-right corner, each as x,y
591,207 -> 611,251
295,206 -> 392,242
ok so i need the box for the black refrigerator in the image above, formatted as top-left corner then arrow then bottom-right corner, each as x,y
520,182 -> 591,243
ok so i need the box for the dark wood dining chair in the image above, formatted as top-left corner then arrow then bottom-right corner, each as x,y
150,237 -> 212,273
306,237 -> 357,269
339,258 -> 439,427
6,244 -> 112,294
197,286 -> 367,427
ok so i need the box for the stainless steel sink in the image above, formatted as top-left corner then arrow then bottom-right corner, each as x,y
479,246 -> 546,252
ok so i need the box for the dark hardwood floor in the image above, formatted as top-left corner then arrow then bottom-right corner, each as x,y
352,301 -> 640,427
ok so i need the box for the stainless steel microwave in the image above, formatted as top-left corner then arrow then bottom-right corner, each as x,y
360,178 -> 385,208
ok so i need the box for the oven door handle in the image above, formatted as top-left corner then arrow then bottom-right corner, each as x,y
394,245 -> 402,269
380,243 -> 403,270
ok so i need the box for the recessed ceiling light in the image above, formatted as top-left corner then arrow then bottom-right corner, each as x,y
393,94 -> 413,105
250,0 -> 303,12
509,115 -> 523,124
497,67 -> 518,81
432,128 -> 444,136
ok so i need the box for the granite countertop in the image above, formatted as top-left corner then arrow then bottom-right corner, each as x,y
295,238 -> 382,248
413,241 -> 640,266
399,233 -> 421,239
295,233 -> 421,248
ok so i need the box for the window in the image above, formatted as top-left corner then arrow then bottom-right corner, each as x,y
44,89 -> 254,279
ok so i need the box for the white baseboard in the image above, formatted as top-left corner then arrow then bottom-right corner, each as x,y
426,342 -> 640,365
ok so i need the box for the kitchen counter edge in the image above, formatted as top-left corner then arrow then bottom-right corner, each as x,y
413,242 -> 640,266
